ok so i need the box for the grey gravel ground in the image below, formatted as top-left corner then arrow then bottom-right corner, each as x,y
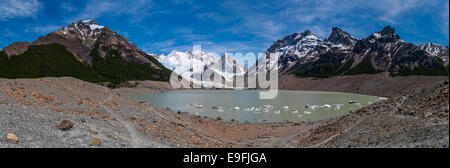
0,77 -> 448,148
1,101 -> 131,148
0,87 -> 168,148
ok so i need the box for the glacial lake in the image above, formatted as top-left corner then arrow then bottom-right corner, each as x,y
130,90 -> 382,124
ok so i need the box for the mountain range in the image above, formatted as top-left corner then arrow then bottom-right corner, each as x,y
1,20 -> 448,85
156,49 -> 246,86
266,26 -> 448,77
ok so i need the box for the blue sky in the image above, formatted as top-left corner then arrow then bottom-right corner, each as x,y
1,0 -> 449,55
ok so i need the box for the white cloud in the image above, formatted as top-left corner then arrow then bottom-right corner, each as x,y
284,0 -> 428,25
26,25 -> 60,34
0,0 -> 42,20
3,29 -> 15,37
76,0 -> 153,22
60,2 -> 77,12
221,1 -> 287,41
442,2 -> 449,38
195,12 -> 232,23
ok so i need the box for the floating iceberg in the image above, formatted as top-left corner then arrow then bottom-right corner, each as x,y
378,97 -> 388,101
190,103 -> 204,108
322,104 -> 331,109
334,104 -> 343,110
262,105 -> 274,109
232,106 -> 240,110
244,106 -> 255,111
309,105 -> 320,110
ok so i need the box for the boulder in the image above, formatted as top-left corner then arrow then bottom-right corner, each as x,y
90,137 -> 101,146
6,133 -> 18,144
58,120 -> 74,130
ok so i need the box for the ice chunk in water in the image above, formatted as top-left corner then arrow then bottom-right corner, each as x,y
322,104 -> 331,108
334,104 -> 343,110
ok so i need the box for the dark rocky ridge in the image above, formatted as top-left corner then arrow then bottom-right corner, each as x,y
267,26 -> 449,77
326,27 -> 357,47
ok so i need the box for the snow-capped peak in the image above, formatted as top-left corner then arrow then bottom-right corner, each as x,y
158,48 -> 218,73
79,19 -> 105,31
158,48 -> 247,84
267,27 -> 362,72
82,19 -> 94,23
60,19 -> 106,37
419,43 -> 449,65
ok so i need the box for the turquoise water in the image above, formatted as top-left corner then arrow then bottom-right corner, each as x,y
131,90 -> 381,124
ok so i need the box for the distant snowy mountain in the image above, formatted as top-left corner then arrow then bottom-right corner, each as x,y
158,49 -> 246,85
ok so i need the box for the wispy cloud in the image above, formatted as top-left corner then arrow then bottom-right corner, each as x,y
26,25 -> 60,34
0,0 -> 43,20
195,12 -> 232,23
3,29 -> 15,37
74,0 -> 153,22
220,1 -> 287,41
442,2 -> 449,39
60,2 -> 77,12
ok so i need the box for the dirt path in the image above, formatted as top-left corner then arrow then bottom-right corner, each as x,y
306,96 -> 409,148
100,88 -> 168,148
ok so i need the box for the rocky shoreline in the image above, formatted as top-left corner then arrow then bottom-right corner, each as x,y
0,75 -> 448,148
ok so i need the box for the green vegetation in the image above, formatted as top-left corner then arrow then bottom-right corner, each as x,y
0,43 -> 171,84
293,63 -> 341,78
335,58 -> 354,75
391,58 -> 449,77
293,54 -> 354,78
100,81 -> 140,89
344,57 -> 383,75
91,47 -> 171,83
0,44 -> 106,82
